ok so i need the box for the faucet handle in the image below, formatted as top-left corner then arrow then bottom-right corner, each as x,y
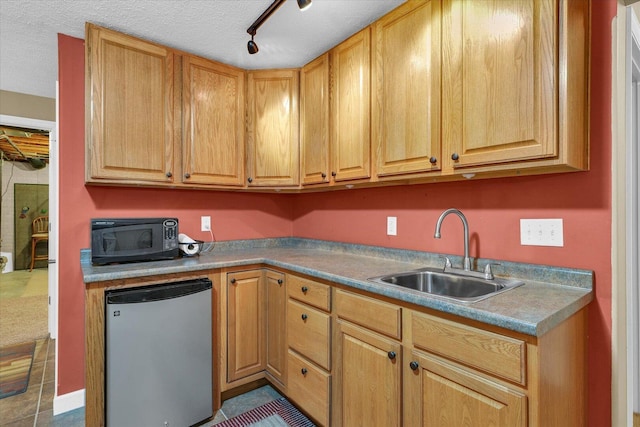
483,263 -> 500,280
439,256 -> 452,270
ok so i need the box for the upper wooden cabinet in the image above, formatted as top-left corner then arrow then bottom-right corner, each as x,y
372,0 -> 442,178
246,70 -> 300,187
300,54 -> 330,185
330,28 -> 372,182
182,56 -> 245,186
85,23 -> 175,184
441,0 -> 589,174
86,0 -> 589,191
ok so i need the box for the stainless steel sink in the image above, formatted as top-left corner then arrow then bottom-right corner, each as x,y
369,268 -> 524,303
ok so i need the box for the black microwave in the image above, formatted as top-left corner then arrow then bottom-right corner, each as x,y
91,218 -> 179,265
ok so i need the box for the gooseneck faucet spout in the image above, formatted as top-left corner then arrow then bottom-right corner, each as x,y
434,208 -> 471,271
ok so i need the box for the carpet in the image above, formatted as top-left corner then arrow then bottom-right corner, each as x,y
0,341 -> 36,399
217,397 -> 315,427
0,295 -> 48,347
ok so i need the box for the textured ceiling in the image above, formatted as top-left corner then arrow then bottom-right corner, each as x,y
0,0 -> 405,100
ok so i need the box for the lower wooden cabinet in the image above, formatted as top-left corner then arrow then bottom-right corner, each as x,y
226,270 -> 266,382
265,270 -> 286,385
336,320 -> 402,427
405,350 -> 526,427
220,270 -> 586,427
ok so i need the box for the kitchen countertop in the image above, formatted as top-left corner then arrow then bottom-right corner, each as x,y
81,238 -> 593,337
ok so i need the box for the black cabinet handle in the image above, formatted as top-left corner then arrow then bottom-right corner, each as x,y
301,368 -> 308,375
301,313 -> 308,321
429,157 -> 437,164
277,279 -> 283,285
331,171 -> 337,177
321,172 -> 327,179
301,286 -> 308,293
247,177 -> 253,183
409,361 -> 419,371
230,278 -> 236,284
388,351 -> 396,360
451,153 -> 459,161
166,171 -> 172,178
184,172 -> 191,179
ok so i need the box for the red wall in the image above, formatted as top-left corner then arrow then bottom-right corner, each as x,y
57,34 -> 294,395
58,0 -> 615,423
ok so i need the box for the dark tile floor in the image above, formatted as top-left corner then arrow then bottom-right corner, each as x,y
1,338 -> 278,427
0,337 -> 86,426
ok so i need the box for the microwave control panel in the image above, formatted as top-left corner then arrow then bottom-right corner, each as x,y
163,220 -> 179,249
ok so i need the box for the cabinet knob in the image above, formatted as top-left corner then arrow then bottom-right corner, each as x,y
166,171 -> 172,178
230,278 -> 236,284
301,368 -> 308,375
277,279 -> 283,285
301,286 -> 308,293
429,157 -> 437,165
388,351 -> 396,360
247,177 -> 253,183
301,313 -> 308,321
451,153 -> 459,161
409,361 -> 419,371
321,172 -> 327,179
331,171 -> 337,177
184,172 -> 191,179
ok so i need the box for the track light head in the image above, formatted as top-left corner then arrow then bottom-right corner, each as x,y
297,0 -> 312,10
247,35 -> 259,54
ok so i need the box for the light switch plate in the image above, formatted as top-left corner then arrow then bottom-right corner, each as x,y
387,217 -> 397,236
520,219 -> 564,247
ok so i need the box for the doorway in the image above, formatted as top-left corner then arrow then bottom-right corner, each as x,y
0,114 -> 57,342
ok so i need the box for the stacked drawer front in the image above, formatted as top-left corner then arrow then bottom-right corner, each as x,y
286,275 -> 332,425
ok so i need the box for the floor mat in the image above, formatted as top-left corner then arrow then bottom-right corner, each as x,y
217,397 -> 315,427
0,341 -> 36,399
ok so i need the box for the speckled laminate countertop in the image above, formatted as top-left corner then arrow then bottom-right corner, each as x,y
81,238 -> 593,337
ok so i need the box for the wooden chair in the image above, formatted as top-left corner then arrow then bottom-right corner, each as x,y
29,216 -> 48,271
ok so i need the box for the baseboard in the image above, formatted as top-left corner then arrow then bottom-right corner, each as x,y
53,389 -> 85,416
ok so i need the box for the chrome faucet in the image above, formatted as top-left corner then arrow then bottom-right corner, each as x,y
434,208 -> 471,271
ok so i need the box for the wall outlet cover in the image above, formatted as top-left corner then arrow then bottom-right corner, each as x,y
387,216 -> 397,236
201,216 -> 211,232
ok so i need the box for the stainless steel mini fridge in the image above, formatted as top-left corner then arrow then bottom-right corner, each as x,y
105,278 -> 212,427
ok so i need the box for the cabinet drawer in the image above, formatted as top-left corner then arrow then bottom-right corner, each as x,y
411,311 -> 526,385
287,349 -> 330,426
336,289 -> 401,339
287,299 -> 331,370
287,275 -> 331,311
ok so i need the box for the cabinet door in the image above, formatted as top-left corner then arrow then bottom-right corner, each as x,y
246,70 -> 300,187
227,270 -> 265,382
330,28 -> 371,182
265,270 -> 286,385
405,350 -> 526,427
86,23 -> 175,183
182,56 -> 245,186
336,321 -> 402,427
442,0 -> 556,170
372,1 -> 441,177
300,54 -> 330,185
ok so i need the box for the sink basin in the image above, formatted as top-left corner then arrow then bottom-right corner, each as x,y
369,268 -> 524,303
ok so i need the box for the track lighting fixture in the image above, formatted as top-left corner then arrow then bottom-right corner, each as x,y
247,34 -> 259,54
246,0 -> 312,54
297,0 -> 312,11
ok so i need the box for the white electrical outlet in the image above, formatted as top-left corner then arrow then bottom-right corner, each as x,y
387,217 -> 397,236
201,216 -> 211,232
520,219 -> 564,247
